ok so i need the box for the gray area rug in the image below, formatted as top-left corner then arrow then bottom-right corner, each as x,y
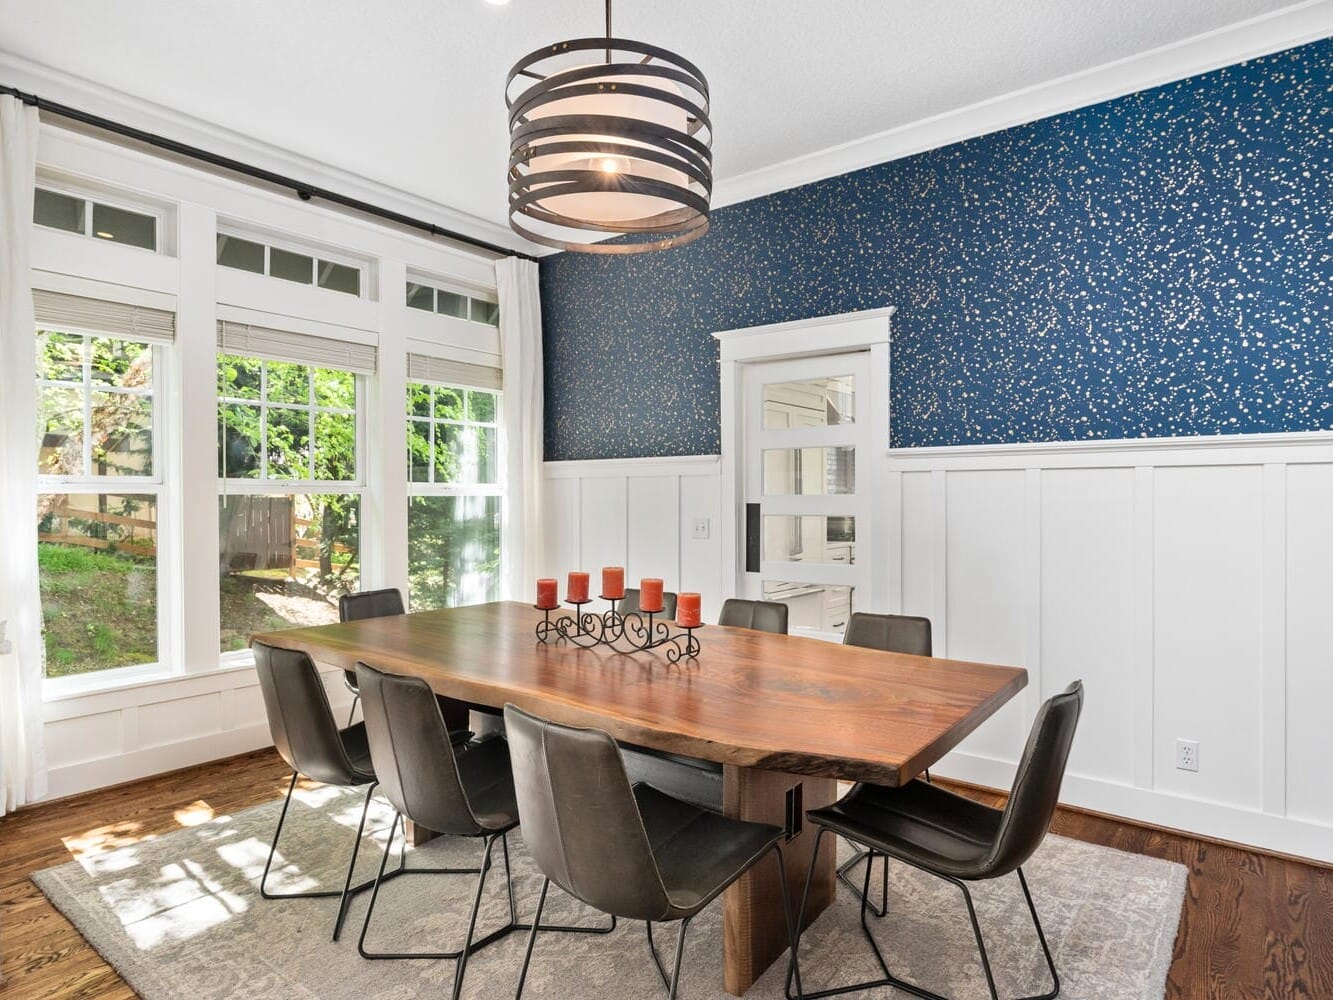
33,784 -> 1186,999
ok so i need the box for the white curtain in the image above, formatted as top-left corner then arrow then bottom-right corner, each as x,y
0,95 -> 45,814
495,257 -> 544,604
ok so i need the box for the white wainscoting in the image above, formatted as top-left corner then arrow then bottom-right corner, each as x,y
42,663 -> 354,800
543,431 -> 1333,863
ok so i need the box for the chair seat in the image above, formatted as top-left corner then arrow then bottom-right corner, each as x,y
338,722 -> 377,784
455,737 -> 520,831
633,783 -> 783,918
807,779 -> 1004,880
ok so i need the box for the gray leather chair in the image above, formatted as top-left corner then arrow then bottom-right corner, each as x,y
787,681 -> 1084,1000
718,598 -> 789,634
620,586 -> 679,620
340,587 -> 476,740
838,612 -> 934,916
354,663 -> 612,997
252,641 -> 381,941
338,588 -> 406,724
505,704 -> 804,1000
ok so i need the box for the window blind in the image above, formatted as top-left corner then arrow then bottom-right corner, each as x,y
33,289 -> 176,343
217,320 -> 377,373
407,352 -> 502,391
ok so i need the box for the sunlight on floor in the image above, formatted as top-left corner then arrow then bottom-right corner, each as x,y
173,800 -> 216,827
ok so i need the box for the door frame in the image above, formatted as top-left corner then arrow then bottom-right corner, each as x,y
714,307 -> 896,616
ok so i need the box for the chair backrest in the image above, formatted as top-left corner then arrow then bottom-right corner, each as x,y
253,641 -> 362,786
339,588 -> 406,622
842,612 -> 932,656
504,704 -> 672,922
983,680 -> 1084,877
718,598 -> 789,634
355,662 -> 484,836
620,587 -> 679,620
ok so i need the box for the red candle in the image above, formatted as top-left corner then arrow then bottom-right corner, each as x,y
639,578 -> 664,613
567,571 -> 590,603
602,566 -> 626,600
536,578 -> 558,610
677,592 -> 701,628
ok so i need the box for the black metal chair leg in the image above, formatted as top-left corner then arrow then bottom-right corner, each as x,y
952,875 -> 1000,1000
346,695 -> 359,727
261,773 -> 378,903
331,781 -> 377,941
1017,867 -> 1060,1000
514,876 -> 550,1000
785,826 -> 828,1000
774,843 -> 804,1000
450,835 -> 499,1000
836,843 -> 889,919
667,918 -> 690,1000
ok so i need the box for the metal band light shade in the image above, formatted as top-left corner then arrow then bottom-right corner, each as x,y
506,37 -> 711,253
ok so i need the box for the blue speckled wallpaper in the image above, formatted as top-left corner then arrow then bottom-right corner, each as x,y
540,40 -> 1332,460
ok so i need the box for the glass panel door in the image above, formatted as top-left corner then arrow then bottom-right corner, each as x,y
741,353 -> 872,636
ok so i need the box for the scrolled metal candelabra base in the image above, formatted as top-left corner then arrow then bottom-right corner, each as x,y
534,598 -> 701,663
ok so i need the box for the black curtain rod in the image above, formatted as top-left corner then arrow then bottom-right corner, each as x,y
1,84 -> 535,262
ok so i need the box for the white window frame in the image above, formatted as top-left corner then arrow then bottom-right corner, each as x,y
217,353 -> 368,663
404,274 -> 500,328
405,376 -> 505,610
37,326 -> 175,695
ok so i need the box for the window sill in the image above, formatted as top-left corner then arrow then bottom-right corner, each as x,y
42,657 -> 257,704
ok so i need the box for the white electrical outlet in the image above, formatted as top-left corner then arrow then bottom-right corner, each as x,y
1176,739 -> 1199,772
692,517 -> 710,540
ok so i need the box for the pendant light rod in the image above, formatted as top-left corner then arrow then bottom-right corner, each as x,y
605,0 -> 613,63
1,83 -> 535,261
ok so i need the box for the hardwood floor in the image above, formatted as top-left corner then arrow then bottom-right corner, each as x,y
1,749 -> 1330,998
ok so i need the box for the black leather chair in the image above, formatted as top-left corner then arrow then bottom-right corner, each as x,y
340,588 -> 476,742
505,704 -> 805,1000
354,663 -> 612,998
620,586 -> 679,620
838,612 -> 934,916
252,640 -> 382,941
338,588 -> 406,724
787,681 -> 1084,1000
718,598 -> 790,634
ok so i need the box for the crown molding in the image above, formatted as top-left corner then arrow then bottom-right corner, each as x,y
712,1 -> 1333,210
0,50 -> 539,259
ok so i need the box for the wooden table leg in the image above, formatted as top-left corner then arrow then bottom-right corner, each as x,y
722,765 -> 836,996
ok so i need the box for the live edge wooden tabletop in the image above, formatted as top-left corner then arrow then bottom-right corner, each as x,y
252,600 -> 1027,787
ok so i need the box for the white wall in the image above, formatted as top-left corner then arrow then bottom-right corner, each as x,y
542,430 -> 1333,863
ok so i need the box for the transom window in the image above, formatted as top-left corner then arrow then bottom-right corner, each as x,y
217,233 -> 362,296
36,329 -> 163,678
405,280 -> 500,328
34,187 -> 158,252
406,380 -> 502,611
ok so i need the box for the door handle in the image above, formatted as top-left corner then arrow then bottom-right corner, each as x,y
745,502 -> 760,574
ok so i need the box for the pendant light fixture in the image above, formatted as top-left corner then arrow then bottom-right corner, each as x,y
505,0 -> 712,253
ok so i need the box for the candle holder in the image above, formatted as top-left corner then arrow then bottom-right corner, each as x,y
534,597 -> 703,662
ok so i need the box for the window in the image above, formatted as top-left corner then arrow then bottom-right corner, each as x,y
216,233 -> 363,296
404,280 -> 499,328
406,376 -> 502,611
218,354 -> 363,651
34,187 -> 158,251
36,329 -> 163,678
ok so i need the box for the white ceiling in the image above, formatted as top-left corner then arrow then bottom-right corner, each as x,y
0,0 -> 1320,249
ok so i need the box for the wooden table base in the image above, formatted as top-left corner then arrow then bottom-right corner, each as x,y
722,765 -> 837,996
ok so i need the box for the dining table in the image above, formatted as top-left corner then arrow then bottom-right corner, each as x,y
253,600 -> 1027,996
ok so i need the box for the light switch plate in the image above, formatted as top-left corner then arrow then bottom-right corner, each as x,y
692,517 -> 710,540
